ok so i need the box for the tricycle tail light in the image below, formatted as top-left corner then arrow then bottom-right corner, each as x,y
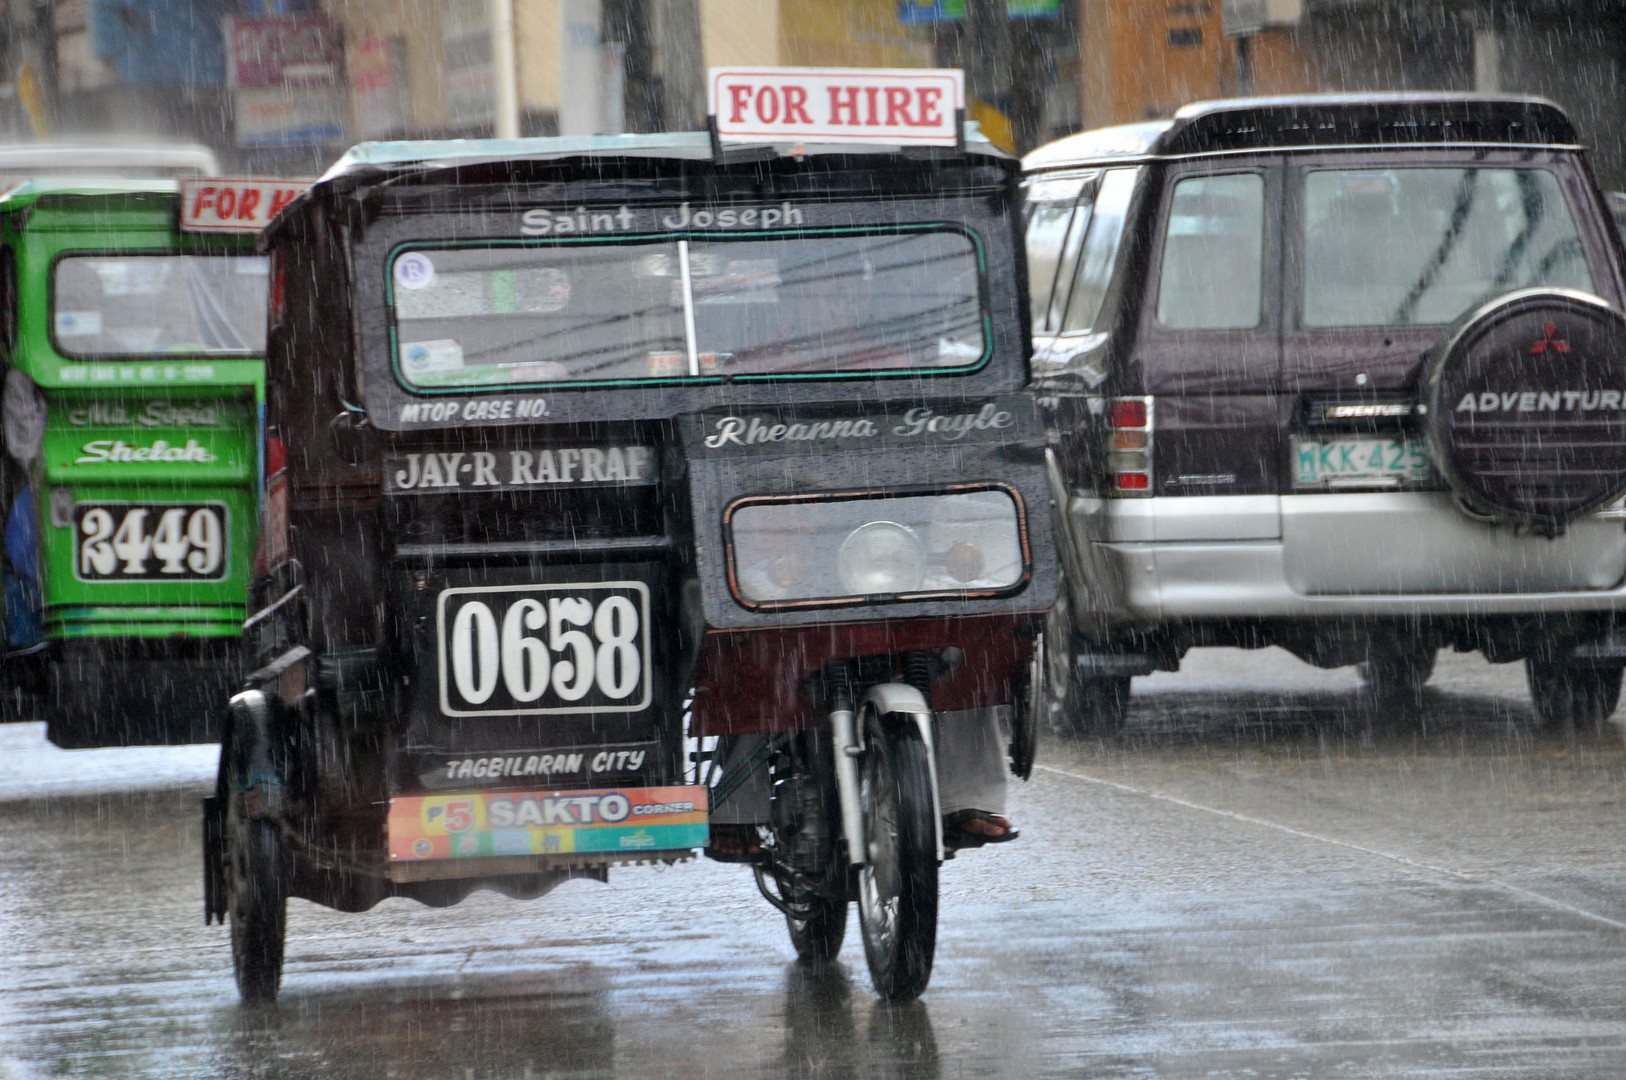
942,540 -> 986,583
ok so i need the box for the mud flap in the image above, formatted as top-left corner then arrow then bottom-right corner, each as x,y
202,794 -> 227,925
858,684 -> 946,863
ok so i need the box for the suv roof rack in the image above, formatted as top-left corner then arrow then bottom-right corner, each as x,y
321,125 -> 1005,184
1024,93 -> 1577,170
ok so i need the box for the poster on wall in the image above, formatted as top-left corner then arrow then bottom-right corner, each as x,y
897,0 -> 1059,23
351,35 -> 411,139
225,16 -> 347,148
444,0 -> 494,130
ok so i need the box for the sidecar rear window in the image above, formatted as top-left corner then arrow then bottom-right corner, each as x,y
52,254 -> 269,358
387,226 -> 988,390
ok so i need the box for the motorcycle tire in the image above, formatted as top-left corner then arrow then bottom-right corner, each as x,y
856,707 -> 938,1002
1008,634 -> 1043,779
787,895 -> 849,963
229,816 -> 287,1004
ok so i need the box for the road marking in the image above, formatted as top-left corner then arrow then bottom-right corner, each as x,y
1035,761 -> 1626,932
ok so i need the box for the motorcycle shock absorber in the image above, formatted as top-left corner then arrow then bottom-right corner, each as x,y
822,663 -> 867,867
902,651 -> 935,704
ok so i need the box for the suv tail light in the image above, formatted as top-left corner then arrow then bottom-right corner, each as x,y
1105,395 -> 1153,495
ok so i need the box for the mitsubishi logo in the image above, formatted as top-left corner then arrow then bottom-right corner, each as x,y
1530,322 -> 1571,356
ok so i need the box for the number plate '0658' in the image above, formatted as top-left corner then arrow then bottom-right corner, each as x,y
75,503 -> 227,581
437,582 -> 652,717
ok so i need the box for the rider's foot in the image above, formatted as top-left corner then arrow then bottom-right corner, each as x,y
704,823 -> 764,863
943,809 -> 1019,851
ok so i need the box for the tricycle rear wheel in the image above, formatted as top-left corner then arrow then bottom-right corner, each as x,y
856,707 -> 938,1002
229,817 -> 287,1004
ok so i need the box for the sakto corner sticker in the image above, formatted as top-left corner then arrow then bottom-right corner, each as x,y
387,785 -> 709,861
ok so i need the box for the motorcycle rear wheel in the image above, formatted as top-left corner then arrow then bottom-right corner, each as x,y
856,707 -> 938,1002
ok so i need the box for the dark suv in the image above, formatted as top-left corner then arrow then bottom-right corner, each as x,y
1025,94 -> 1626,732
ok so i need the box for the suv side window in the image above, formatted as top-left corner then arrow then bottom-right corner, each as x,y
1023,171 -> 1095,333
1061,168 -> 1137,333
1303,167 -> 1594,328
1155,173 -> 1265,330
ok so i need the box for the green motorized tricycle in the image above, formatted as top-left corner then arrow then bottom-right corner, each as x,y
0,176 -> 281,746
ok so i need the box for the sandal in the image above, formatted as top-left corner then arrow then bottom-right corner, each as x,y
943,809 -> 1020,851
704,823 -> 765,863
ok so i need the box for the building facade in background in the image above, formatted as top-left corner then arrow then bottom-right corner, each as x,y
1081,1 -> 1626,187
0,0 -> 1623,184
0,0 -> 1080,168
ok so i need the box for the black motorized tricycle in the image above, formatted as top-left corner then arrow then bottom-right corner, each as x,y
203,115 -> 1056,1002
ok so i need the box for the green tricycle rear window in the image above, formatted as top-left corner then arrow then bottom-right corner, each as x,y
52,254 -> 269,358
388,228 -> 987,390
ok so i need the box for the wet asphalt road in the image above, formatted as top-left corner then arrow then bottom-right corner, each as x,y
6,649 -> 1626,1078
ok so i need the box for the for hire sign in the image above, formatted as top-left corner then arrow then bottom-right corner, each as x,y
708,67 -> 965,147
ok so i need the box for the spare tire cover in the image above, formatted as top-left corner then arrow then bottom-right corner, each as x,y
1424,288 -> 1626,528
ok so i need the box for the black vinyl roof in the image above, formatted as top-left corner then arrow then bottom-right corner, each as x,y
1024,93 -> 1578,170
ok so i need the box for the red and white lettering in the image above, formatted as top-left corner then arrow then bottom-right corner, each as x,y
179,178 -> 313,234
755,86 -> 780,124
829,85 -> 861,126
783,85 -> 813,124
269,187 -> 301,216
710,67 -> 964,147
189,186 -> 217,217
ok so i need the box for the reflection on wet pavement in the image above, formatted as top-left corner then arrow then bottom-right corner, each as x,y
4,649 -> 1626,1077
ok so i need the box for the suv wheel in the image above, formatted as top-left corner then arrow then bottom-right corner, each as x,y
1525,659 -> 1624,732
1043,597 -> 1131,737
1049,671 -> 1131,738
1358,648 -> 1437,709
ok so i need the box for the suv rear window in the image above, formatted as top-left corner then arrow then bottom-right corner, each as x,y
1303,168 -> 1594,328
388,226 -> 987,390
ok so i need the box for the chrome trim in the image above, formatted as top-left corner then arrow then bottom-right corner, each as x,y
241,585 -> 304,632
245,645 -> 312,685
1282,493 -> 1626,595
1082,495 -> 1282,544
1067,491 -> 1626,624
1096,541 -> 1626,620
395,537 -> 673,559
1027,141 -> 1581,171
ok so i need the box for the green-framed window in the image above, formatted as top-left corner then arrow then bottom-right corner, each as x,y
387,225 -> 990,392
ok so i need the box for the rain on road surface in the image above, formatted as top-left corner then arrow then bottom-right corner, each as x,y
5,648 -> 1626,1078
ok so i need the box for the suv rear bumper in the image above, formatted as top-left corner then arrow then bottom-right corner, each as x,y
1073,493 -> 1626,623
